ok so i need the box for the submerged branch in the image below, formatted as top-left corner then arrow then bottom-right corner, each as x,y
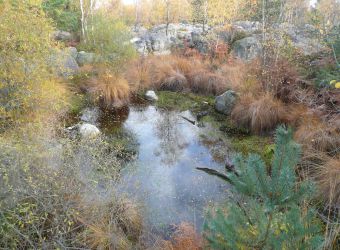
196,167 -> 232,183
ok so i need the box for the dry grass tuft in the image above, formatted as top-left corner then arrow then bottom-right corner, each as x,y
78,198 -> 142,249
294,117 -> 340,154
189,71 -> 228,95
124,58 -> 151,91
151,65 -> 189,92
315,157 -> 340,208
171,222 -> 203,250
88,73 -> 131,108
218,59 -> 247,92
159,222 -> 203,250
126,55 -> 231,95
231,93 -> 287,134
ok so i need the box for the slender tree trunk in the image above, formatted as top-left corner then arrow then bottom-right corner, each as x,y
165,0 -> 170,36
90,0 -> 95,45
135,0 -> 139,28
80,0 -> 86,43
262,0 -> 266,67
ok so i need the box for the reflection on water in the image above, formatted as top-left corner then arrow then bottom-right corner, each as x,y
117,106 -> 230,232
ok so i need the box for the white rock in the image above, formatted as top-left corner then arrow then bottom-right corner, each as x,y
79,123 -> 100,138
145,90 -> 158,101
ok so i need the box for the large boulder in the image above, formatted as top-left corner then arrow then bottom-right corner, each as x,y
76,51 -> 97,66
215,90 -> 238,115
233,21 -> 261,34
53,30 -> 73,42
79,123 -> 101,139
232,35 -> 262,61
80,107 -> 101,125
276,23 -> 324,55
68,47 -> 78,59
50,48 -> 79,77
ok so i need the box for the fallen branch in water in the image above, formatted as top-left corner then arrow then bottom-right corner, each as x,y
179,115 -> 196,125
196,167 -> 232,183
225,158 -> 239,176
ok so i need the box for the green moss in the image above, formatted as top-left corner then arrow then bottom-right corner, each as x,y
156,91 -> 214,111
68,93 -> 88,115
231,135 -> 273,164
106,129 -> 139,161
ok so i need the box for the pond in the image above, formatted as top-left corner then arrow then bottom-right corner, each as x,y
103,105 -> 232,234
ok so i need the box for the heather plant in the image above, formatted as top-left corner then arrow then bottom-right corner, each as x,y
203,126 -> 324,249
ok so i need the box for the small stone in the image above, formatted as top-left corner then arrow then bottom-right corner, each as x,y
79,123 -> 100,138
145,90 -> 158,101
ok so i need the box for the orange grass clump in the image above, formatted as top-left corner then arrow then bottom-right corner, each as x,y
77,198 -> 142,249
231,93 -> 287,134
294,116 -> 340,154
314,157 -> 340,207
88,73 -> 131,108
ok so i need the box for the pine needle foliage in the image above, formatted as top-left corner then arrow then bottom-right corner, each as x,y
204,126 -> 324,250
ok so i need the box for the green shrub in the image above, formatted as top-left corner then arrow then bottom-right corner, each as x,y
203,126 -> 323,249
42,0 -> 81,32
78,12 -> 136,73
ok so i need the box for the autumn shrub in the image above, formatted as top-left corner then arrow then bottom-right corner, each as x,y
0,2 -> 68,128
0,129 -> 142,248
231,93 -> 287,134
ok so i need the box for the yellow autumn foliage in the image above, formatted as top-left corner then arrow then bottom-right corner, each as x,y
0,1 -> 68,127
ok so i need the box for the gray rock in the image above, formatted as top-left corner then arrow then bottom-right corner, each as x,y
79,123 -> 101,138
131,23 -> 207,55
53,30 -> 73,41
145,90 -> 158,101
215,90 -> 238,115
76,51 -> 97,66
50,48 -> 79,77
68,47 -> 78,59
233,21 -> 261,33
80,107 -> 101,124
232,35 -> 262,61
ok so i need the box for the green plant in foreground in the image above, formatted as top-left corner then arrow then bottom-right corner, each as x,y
203,126 -> 324,249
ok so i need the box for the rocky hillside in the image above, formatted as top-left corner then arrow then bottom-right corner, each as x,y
130,21 -> 325,60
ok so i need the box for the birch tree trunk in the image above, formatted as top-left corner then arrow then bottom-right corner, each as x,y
80,0 -> 86,43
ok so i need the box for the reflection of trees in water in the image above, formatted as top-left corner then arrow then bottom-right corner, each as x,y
156,111 -> 189,165
99,106 -> 130,133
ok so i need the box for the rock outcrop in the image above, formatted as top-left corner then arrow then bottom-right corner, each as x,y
131,23 -> 208,55
130,22 -> 324,60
